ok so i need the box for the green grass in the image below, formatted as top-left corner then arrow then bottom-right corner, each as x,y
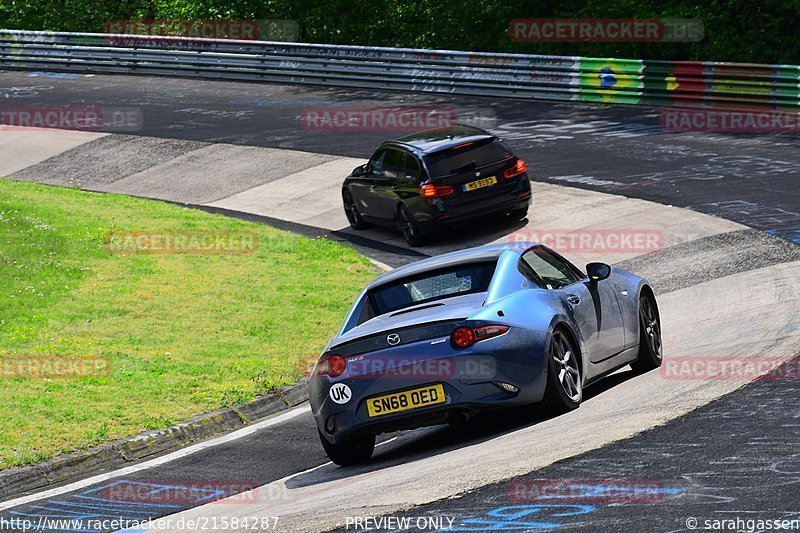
0,179 -> 377,470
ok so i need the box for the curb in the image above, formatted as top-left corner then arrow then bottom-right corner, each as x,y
0,380 -> 309,501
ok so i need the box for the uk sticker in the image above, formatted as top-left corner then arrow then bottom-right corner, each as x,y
329,383 -> 352,404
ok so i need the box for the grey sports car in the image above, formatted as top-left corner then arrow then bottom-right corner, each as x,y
310,242 -> 663,465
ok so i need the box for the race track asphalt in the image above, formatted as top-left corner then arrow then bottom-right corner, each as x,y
0,70 -> 798,532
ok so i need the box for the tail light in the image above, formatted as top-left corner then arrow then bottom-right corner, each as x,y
420,183 -> 455,198
450,325 -> 510,349
504,159 -> 527,179
316,354 -> 346,377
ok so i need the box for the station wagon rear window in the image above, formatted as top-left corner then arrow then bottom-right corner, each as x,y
365,261 -> 497,318
424,139 -> 511,178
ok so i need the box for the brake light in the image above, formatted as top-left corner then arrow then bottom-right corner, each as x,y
504,159 -> 527,179
420,183 -> 455,198
316,354 -> 346,377
450,325 -> 509,349
452,141 -> 474,150
451,327 -> 475,348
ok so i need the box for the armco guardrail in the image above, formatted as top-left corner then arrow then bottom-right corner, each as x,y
1,29 -> 799,109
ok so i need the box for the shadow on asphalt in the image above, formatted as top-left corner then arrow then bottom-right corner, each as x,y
285,367 -> 640,490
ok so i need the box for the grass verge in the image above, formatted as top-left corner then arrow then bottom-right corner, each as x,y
0,178 -> 376,469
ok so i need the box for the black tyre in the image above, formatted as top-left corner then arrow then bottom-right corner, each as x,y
541,328 -> 582,415
319,430 -> 375,466
397,205 -> 426,247
630,292 -> 663,373
343,191 -> 369,230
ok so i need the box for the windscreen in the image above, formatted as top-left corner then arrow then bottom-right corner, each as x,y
424,139 -> 511,177
366,261 -> 497,318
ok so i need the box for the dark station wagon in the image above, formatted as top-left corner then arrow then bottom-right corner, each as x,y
342,125 -> 532,246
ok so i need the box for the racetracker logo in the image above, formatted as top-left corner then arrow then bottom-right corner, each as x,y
104,19 -> 261,40
104,230 -> 259,255
507,478 -> 672,504
300,107 -> 456,132
508,18 -> 703,42
0,107 -> 143,132
343,355 -> 497,380
0,356 -> 110,379
661,109 -> 800,132
660,356 -> 800,381
101,480 -> 259,505
505,229 -> 663,254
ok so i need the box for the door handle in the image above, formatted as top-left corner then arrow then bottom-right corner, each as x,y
567,295 -> 580,306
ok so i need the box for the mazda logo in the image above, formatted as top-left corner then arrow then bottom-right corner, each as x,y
387,333 -> 401,345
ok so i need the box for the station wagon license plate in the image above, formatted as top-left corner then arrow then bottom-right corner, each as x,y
462,176 -> 497,192
366,384 -> 446,417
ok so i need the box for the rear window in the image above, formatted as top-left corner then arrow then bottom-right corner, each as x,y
365,261 -> 497,318
424,139 -> 511,177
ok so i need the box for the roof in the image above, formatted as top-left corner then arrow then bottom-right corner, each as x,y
365,242 -> 536,290
391,124 -> 495,155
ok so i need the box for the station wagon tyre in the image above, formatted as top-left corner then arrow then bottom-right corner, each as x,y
541,328 -> 582,414
398,205 -> 426,247
343,191 -> 369,230
630,293 -> 663,373
318,430 -> 375,466
509,207 -> 528,221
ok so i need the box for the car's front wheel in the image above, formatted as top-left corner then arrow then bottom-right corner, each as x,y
343,191 -> 369,230
318,430 -> 375,466
541,328 -> 582,414
630,292 -> 663,373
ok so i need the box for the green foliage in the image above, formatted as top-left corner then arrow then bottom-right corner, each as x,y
0,0 -> 797,62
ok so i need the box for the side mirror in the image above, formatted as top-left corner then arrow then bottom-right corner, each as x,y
586,262 -> 611,282
352,164 -> 366,177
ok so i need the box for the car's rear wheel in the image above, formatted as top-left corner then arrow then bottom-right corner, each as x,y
630,292 -> 663,373
318,430 -> 375,466
398,205 -> 426,247
343,191 -> 369,230
541,328 -> 582,414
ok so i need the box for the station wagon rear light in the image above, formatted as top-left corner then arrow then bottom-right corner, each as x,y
316,354 -> 346,377
452,141 -> 474,150
451,325 -> 510,349
420,183 -> 455,198
504,159 -> 527,179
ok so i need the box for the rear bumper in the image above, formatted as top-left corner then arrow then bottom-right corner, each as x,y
310,327 -> 548,444
412,175 -> 532,233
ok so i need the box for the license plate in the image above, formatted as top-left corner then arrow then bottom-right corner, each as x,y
462,176 -> 497,192
366,384 -> 446,418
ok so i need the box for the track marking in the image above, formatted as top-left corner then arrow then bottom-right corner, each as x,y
0,405 -> 311,511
